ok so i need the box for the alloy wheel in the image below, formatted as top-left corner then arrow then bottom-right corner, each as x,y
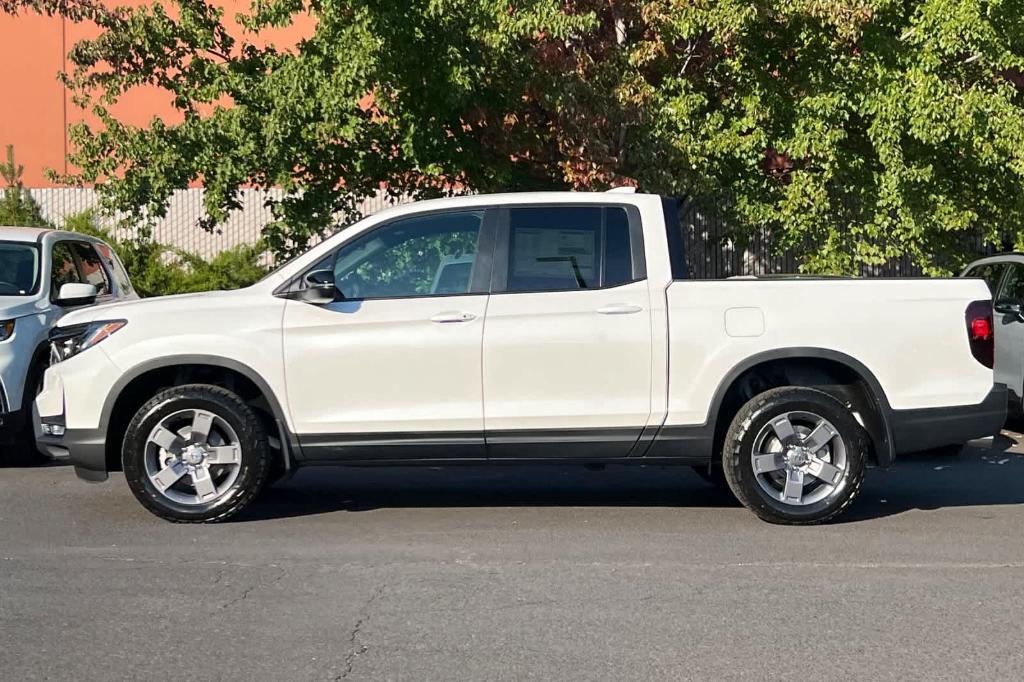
750,410 -> 848,506
143,409 -> 243,505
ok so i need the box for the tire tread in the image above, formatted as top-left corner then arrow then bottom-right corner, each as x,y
722,386 -> 867,525
122,383 -> 269,523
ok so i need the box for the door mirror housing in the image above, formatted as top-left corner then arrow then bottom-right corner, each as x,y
301,269 -> 338,304
54,282 -> 98,307
994,300 -> 1024,321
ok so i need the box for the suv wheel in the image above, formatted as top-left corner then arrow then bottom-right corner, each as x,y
722,386 -> 868,524
122,384 -> 270,523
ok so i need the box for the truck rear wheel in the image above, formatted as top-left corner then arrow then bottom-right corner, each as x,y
722,386 -> 867,524
122,384 -> 271,523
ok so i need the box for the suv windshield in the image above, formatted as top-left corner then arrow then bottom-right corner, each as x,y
0,241 -> 41,296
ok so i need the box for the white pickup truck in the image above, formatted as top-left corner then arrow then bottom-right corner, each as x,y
35,191 -> 1006,524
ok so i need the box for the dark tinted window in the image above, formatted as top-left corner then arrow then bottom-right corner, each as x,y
332,211 -> 483,299
604,207 -> 632,287
70,243 -> 110,296
997,264 -> 1024,305
0,242 -> 40,295
505,206 -> 635,293
95,241 -> 133,295
965,263 -> 1008,296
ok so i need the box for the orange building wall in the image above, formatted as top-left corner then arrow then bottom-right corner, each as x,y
0,11 -> 67,185
0,3 -> 313,188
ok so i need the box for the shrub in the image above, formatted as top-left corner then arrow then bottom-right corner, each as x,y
62,211 -> 268,297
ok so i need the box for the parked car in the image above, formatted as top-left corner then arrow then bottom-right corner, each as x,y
962,254 -> 1024,414
0,227 -> 136,462
35,192 -> 1005,524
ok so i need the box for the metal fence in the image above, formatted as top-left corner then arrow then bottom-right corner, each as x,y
28,187 -> 969,277
677,202 -> 934,279
28,188 -> 404,264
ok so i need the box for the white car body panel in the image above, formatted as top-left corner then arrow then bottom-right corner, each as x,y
35,192 -> 1002,480
482,280 -> 654,431
282,295 -> 489,435
662,278 -> 994,426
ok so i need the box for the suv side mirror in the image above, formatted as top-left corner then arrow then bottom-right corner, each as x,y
994,300 -> 1024,321
301,269 -> 338,304
55,282 -> 98,307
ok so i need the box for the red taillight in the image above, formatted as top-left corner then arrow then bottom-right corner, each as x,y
966,300 -> 994,368
970,316 -> 992,340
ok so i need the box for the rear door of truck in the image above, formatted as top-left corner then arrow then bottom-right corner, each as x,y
482,203 -> 653,458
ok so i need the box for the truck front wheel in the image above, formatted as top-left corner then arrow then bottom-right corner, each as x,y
722,386 -> 868,524
122,384 -> 271,523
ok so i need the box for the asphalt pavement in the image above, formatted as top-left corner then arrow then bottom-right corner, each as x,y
3,435 -> 1024,681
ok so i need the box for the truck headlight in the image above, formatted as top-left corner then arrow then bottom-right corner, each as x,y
50,320 -> 127,362
0,319 -> 13,342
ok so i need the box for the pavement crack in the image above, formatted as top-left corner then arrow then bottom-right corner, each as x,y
218,564 -> 286,611
336,584 -> 385,680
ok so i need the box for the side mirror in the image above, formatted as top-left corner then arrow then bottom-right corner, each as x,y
55,282 -> 98,307
994,301 -> 1024,321
301,269 -> 337,303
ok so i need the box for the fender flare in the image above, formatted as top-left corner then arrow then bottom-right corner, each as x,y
704,347 -> 895,467
100,354 -> 301,465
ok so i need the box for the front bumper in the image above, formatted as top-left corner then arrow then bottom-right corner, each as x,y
36,425 -> 108,481
890,384 -> 1008,455
34,351 -> 121,481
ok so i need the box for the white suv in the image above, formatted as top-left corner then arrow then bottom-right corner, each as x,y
0,227 -> 135,461
35,192 -> 1005,524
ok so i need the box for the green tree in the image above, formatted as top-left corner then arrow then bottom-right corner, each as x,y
0,145 -> 51,227
4,1 -> 1024,274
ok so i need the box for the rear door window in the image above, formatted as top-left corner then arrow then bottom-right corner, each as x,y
996,264 -> 1024,305
501,206 -> 638,293
965,263 -> 1008,297
94,241 -> 134,296
69,242 -> 111,297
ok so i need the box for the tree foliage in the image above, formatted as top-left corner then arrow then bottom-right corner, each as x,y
4,0 -> 1024,274
0,145 -> 50,227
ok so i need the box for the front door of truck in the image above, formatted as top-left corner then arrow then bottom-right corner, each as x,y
282,209 -> 496,460
481,205 -> 653,458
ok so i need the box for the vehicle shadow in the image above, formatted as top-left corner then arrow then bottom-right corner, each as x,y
839,432 -> 1024,522
236,433 -> 1024,523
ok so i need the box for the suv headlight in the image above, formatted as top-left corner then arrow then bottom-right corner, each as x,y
0,319 -> 13,342
50,320 -> 127,362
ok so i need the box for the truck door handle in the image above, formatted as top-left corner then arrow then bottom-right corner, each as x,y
430,311 -> 477,323
596,304 -> 643,315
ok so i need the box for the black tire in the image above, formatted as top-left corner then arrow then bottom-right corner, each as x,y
722,386 -> 868,525
122,384 -> 270,523
1,360 -> 50,467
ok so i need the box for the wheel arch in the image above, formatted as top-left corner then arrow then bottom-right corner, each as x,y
707,348 -> 895,467
100,355 -> 298,473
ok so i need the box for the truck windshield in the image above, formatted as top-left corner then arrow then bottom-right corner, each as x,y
0,241 -> 41,296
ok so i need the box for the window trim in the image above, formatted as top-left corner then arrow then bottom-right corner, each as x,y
278,206 -> 499,302
489,203 -> 647,296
